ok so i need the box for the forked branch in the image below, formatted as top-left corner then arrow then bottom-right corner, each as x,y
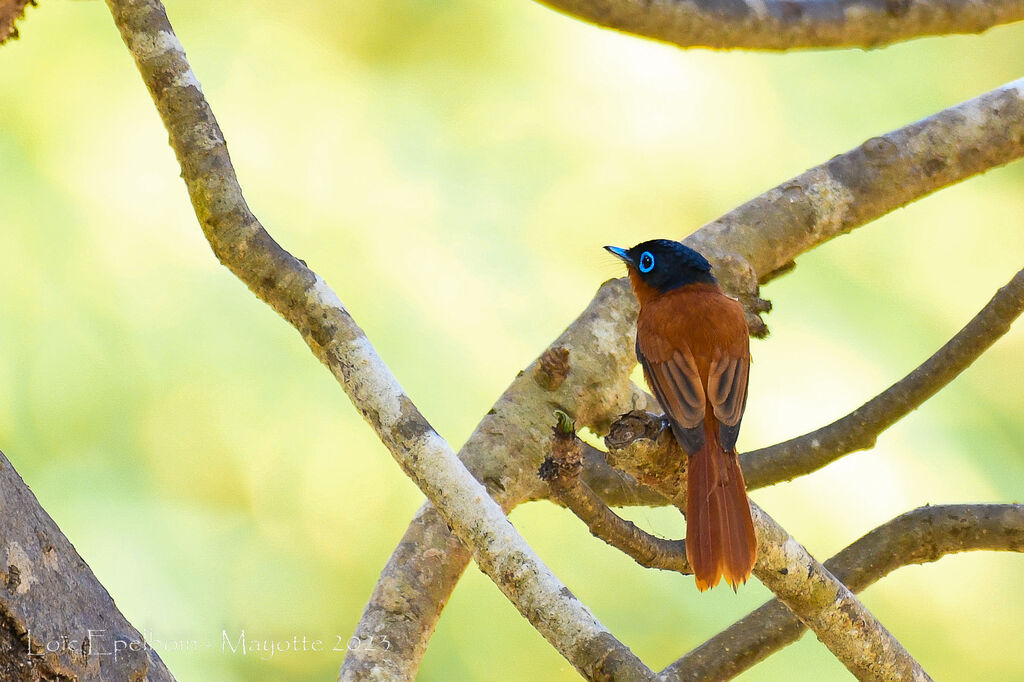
550,418 -> 1021,679
605,421 -> 931,681
541,415 -> 691,573
662,504 -> 1024,680
609,268 -> 1024,489
347,77 -> 1024,678
105,0 -> 652,678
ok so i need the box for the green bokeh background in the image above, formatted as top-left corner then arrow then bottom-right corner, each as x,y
2,2 -> 1022,680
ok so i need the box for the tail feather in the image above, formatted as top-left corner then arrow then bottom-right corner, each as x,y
685,427 -> 757,591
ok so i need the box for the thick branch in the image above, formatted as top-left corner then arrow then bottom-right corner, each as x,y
536,0 -> 1024,50
742,268 -> 1024,488
0,450 -> 175,681
351,77 -> 1024,676
605,422 -> 931,681
663,504 -> 1024,681
342,339 -> 656,679
687,78 -> 1024,334
105,1 -> 653,679
745,505 -> 929,680
342,286 -> 653,680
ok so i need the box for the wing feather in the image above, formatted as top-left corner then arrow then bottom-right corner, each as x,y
635,284 -> 751,454
637,339 -> 707,453
708,354 -> 748,426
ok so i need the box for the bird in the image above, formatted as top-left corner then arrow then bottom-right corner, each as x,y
605,239 -> 757,591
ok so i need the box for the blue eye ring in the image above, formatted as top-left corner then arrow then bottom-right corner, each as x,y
638,251 -> 655,273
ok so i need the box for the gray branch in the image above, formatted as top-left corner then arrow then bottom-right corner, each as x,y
541,424 -> 691,573
347,77 -> 1024,678
551,416 -> 1020,679
104,0 -> 653,679
341,287 -> 654,680
610,268 -> 1024,490
605,422 -> 931,681
742,268 -> 1024,488
535,0 -> 1024,50
686,77 -> 1024,336
663,504 -> 1024,680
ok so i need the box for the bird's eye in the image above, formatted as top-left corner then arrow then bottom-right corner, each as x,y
638,251 -> 655,273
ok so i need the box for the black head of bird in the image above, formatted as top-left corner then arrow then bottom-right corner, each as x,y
604,239 -> 716,295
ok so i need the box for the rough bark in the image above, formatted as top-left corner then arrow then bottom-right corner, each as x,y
547,435 -> 1024,679
662,504 -> 1024,680
0,0 -> 34,44
348,76 -> 1024,679
541,423 -> 691,573
105,0 -> 655,678
536,0 -> 1024,50
685,77 -> 1024,335
341,283 -> 657,681
605,420 -> 931,681
0,450 -> 175,681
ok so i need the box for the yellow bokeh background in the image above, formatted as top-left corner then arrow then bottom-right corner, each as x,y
1,2 -> 1022,680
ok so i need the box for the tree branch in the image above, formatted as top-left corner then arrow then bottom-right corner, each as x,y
535,0 -> 1024,50
611,268 -> 1024,490
662,504 -> 1024,680
342,335 -> 658,680
540,418 -> 691,573
0,450 -> 175,681
742,268 -> 1024,488
605,421 -> 931,681
348,77 -> 1024,677
342,285 -> 654,680
580,440 -> 669,507
105,1 -> 653,679
547,416 -> 1022,679
0,0 -> 34,45
686,77 -> 1024,335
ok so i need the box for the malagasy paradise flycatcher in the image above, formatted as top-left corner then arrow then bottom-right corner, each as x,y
606,240 -> 757,591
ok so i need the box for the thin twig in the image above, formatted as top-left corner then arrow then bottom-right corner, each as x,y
350,78 -> 1024,677
105,1 -> 653,679
536,0 -> 1024,50
605,422 -> 932,681
541,420 -> 691,573
609,269 -> 1024,490
661,504 -> 1024,681
580,438 -> 669,507
742,268 -> 1024,488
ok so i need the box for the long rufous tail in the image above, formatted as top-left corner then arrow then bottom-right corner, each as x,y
685,424 -> 758,591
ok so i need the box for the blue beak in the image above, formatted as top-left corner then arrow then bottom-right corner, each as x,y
604,245 -> 632,265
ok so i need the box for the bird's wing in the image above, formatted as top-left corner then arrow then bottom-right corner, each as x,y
636,335 -> 706,453
637,286 -> 750,453
708,350 -> 749,451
